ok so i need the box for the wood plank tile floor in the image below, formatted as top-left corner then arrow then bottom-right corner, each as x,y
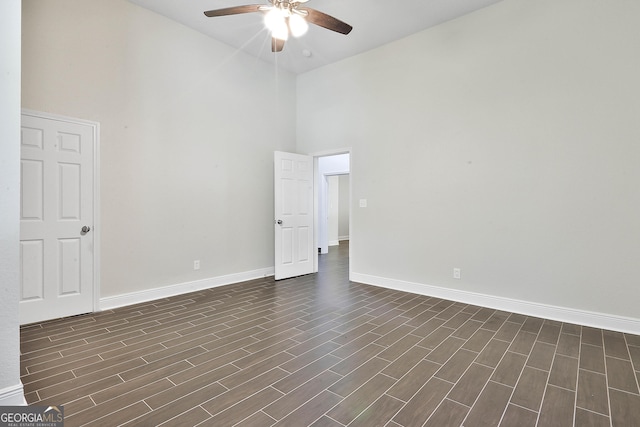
21,242 -> 640,426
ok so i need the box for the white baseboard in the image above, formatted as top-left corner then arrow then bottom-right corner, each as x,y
351,272 -> 640,335
0,382 -> 26,405
339,236 -> 349,241
100,267 -> 274,311
329,240 -> 340,246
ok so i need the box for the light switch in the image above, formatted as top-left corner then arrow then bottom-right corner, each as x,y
359,199 -> 367,208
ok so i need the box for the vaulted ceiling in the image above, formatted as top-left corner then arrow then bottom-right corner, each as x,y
129,0 -> 504,74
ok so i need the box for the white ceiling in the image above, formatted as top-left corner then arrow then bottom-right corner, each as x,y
128,0 -> 503,74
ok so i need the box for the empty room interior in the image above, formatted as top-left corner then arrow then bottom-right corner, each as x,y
2,0 -> 640,425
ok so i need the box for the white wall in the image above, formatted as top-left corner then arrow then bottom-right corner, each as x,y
327,176 -> 339,246
338,174 -> 350,240
19,0 -> 640,333
0,0 -> 25,404
22,0 -> 297,300
297,0 -> 640,330
326,174 -> 350,248
318,154 -> 350,174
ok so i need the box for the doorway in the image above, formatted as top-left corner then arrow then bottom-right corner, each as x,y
313,152 -> 351,277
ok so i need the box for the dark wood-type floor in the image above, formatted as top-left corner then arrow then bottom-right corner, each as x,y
21,242 -> 640,426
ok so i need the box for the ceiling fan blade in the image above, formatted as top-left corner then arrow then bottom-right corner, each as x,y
204,5 -> 263,17
299,8 -> 352,35
272,37 -> 285,52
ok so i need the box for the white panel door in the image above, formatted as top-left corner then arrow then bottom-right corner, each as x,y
20,113 -> 95,324
274,151 -> 313,280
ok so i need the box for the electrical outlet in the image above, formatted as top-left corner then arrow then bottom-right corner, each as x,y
193,260 -> 200,270
453,268 -> 461,279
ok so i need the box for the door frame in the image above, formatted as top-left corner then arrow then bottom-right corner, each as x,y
21,108 -> 101,315
310,148 -> 352,280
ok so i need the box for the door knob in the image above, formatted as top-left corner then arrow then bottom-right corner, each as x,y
276,220 -> 283,225
81,226 -> 91,234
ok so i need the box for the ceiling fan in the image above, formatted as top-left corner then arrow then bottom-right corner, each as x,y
204,0 -> 353,53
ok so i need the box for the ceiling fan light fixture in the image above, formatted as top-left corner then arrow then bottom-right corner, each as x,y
204,1 -> 353,52
264,8 -> 289,40
289,13 -> 308,37
272,22 -> 289,40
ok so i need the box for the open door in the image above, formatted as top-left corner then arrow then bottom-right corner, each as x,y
274,151 -> 314,280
